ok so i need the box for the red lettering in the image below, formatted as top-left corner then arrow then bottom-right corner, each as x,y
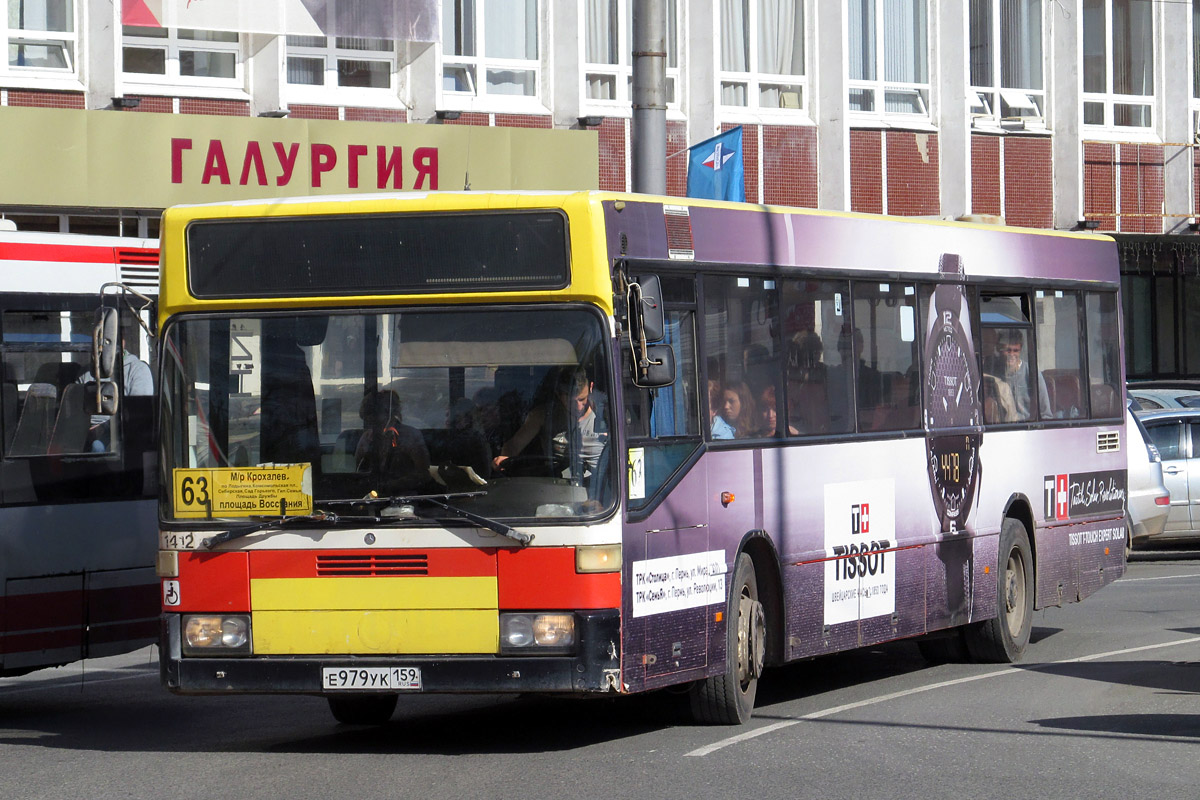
273,141 -> 300,186
239,141 -> 268,186
202,140 -> 230,185
311,143 -> 337,187
377,146 -> 402,189
171,138 -> 193,184
413,147 -> 438,190
347,144 -> 368,189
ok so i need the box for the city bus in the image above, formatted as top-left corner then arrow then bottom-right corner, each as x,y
154,192 -> 1127,724
0,228 -> 160,675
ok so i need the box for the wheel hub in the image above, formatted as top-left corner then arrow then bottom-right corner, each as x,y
737,595 -> 766,684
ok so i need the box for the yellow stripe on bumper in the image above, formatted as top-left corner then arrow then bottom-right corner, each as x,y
252,609 -> 499,655
250,576 -> 498,610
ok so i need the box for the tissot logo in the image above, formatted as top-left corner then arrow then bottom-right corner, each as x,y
1044,470 -> 1126,521
851,503 -> 870,535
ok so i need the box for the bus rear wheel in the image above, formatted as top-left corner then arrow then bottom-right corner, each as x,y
689,552 -> 765,725
965,517 -> 1033,663
327,694 -> 398,725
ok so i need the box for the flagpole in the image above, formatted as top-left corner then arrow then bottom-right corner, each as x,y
631,0 -> 666,195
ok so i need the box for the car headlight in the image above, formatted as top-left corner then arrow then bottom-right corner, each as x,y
182,614 -> 251,656
499,613 -> 575,654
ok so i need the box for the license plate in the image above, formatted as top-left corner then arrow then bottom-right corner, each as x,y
321,667 -> 422,691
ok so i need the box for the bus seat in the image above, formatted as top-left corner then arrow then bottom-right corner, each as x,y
1043,370 -> 1081,416
1090,383 -> 1118,418
9,382 -> 58,456
33,361 -> 84,395
787,380 -> 830,434
48,382 -> 90,455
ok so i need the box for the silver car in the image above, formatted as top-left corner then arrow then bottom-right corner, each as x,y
1136,408 -> 1200,546
1126,405 -> 1170,552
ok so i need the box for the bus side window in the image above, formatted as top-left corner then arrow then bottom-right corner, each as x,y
1085,292 -> 1121,418
1034,291 -> 1086,420
780,278 -> 851,435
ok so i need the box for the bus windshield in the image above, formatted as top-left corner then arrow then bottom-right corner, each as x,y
161,306 -> 615,522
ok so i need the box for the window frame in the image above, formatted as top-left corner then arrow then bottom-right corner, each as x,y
283,35 -> 401,107
1081,0 -> 1156,135
121,26 -> 245,95
2,0 -> 81,87
580,0 -> 681,116
967,0 -> 1047,131
847,0 -> 933,126
716,0 -> 809,119
440,0 -> 545,113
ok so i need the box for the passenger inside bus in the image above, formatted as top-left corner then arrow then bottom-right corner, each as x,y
707,378 -> 735,439
721,381 -> 757,438
355,388 -> 430,489
785,330 -> 831,433
982,329 -> 1051,422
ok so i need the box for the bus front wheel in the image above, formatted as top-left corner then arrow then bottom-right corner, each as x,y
327,693 -> 398,725
965,517 -> 1033,663
689,552 -> 764,725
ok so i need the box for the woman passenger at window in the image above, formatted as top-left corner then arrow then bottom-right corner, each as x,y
723,381 -> 757,439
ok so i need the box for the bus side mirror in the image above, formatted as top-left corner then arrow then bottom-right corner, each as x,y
93,307 -> 119,381
85,380 -> 119,416
633,274 -> 665,343
632,344 -> 675,388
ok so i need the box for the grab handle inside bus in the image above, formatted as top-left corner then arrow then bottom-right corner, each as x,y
93,306 -> 119,380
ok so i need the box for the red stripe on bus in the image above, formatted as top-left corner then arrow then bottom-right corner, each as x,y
84,618 -> 158,647
248,548 -> 498,579
3,587 -> 85,631
87,582 -> 159,625
791,543 -> 925,568
174,551 -> 250,612
2,629 -> 83,655
497,547 -> 621,610
0,242 -> 121,264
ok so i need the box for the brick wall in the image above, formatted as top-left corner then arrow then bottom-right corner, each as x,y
6,90 -> 84,109
761,125 -> 818,208
128,96 -> 173,113
1003,136 -> 1053,229
180,98 -> 249,116
1083,141 -> 1120,232
345,108 -> 406,123
597,118 -> 626,192
495,114 -> 552,129
667,119 -> 687,197
850,130 -> 884,214
1118,144 -> 1164,234
289,104 -> 338,120
970,134 -> 1002,217
886,131 -> 939,216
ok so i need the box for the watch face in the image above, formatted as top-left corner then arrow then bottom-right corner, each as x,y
923,265 -> 982,534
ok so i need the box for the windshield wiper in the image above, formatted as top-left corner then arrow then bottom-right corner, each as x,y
418,497 -> 533,546
202,510 -> 339,549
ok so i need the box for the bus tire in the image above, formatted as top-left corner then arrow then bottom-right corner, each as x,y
327,694 -> 398,725
965,517 -> 1033,663
688,552 -> 764,725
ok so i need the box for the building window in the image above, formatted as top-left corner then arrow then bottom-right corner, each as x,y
968,0 -> 1045,130
286,35 -> 395,96
583,0 -> 679,110
122,27 -> 242,88
442,0 -> 540,104
5,0 -> 76,75
718,0 -> 806,112
1082,0 -> 1153,129
848,0 -> 930,120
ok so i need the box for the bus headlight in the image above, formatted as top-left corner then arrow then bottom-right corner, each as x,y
182,614 -> 251,656
499,613 -> 576,654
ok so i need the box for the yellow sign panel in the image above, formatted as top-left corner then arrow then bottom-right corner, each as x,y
172,464 -> 313,518
0,107 -> 598,209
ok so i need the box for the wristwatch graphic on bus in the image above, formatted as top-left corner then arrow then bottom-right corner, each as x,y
923,253 -> 982,534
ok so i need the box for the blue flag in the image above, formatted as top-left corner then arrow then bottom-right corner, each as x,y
686,126 -> 745,202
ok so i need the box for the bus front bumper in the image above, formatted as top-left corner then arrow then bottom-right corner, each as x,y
160,611 -> 622,695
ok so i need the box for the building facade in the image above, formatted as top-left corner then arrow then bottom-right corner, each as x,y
2,0 -> 1198,375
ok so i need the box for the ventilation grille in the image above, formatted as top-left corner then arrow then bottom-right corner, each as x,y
663,204 -> 695,260
316,554 -> 429,576
117,248 -> 160,291
1096,430 -> 1120,453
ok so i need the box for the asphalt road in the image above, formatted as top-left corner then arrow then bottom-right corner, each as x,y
2,549 -> 1198,800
